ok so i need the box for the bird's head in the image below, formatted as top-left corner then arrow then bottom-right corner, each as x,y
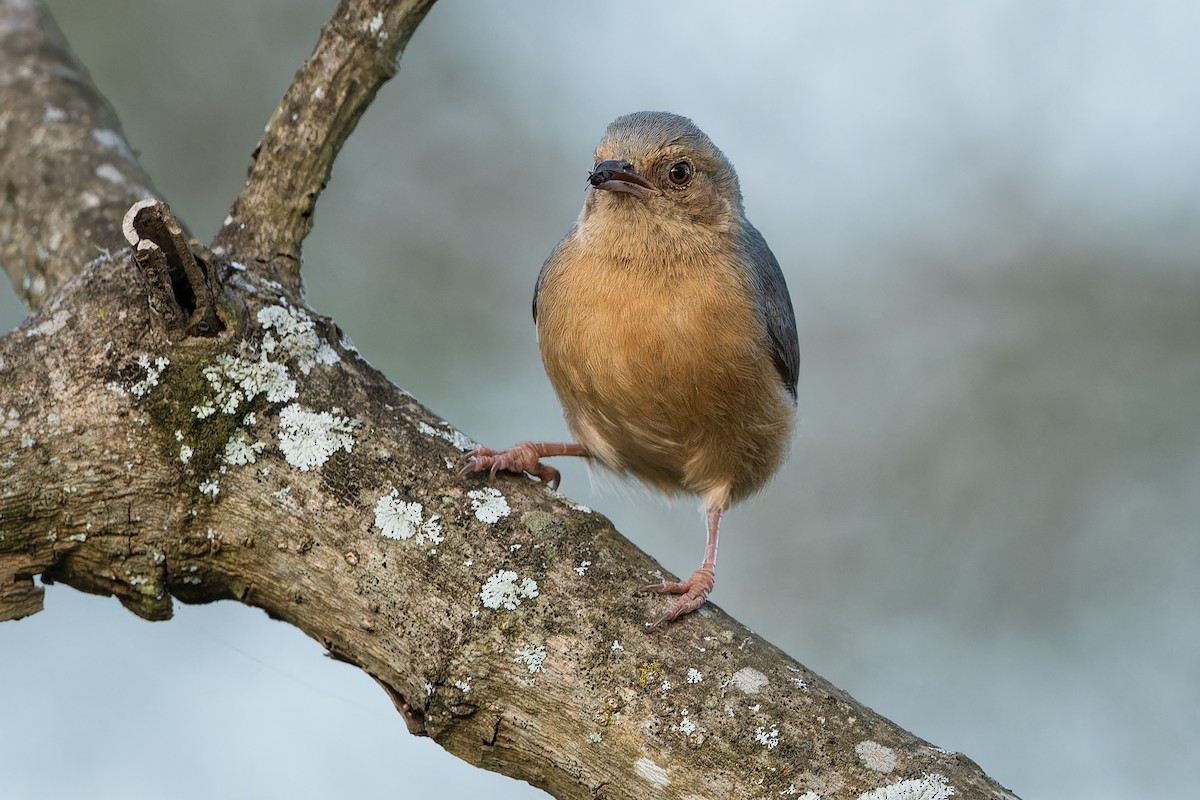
583,111 -> 743,231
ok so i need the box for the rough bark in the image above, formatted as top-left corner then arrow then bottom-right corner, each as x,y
0,2 -> 1019,799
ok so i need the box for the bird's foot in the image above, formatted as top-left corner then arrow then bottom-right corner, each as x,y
642,566 -> 715,628
460,442 -> 563,490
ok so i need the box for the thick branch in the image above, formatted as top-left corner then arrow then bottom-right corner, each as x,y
211,0 -> 436,291
0,2 -> 1020,798
0,250 -> 1017,800
0,0 -> 161,311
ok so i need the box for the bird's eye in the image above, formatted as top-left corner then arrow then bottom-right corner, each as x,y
667,160 -> 694,187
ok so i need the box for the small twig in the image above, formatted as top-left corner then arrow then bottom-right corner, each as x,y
212,0 -> 437,291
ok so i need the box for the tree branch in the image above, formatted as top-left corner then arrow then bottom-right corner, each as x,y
211,0 -> 436,292
0,0 -> 162,310
0,2 -> 1020,798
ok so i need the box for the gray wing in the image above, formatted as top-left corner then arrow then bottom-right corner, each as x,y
532,234 -> 569,323
741,221 -> 799,400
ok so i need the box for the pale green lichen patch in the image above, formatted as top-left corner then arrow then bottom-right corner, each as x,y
130,355 -> 169,397
859,774 -> 955,800
257,302 -> 340,375
468,487 -> 510,523
374,489 -> 444,546
855,740 -> 898,773
132,344 -> 251,483
198,352 -> 296,413
512,642 -> 546,674
480,569 -> 538,610
416,420 -> 475,451
729,666 -> 770,695
753,725 -> 780,749
277,404 -> 360,471
129,299 -> 350,497
223,429 -> 266,466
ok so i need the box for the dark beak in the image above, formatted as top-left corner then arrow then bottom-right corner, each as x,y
587,160 -> 659,198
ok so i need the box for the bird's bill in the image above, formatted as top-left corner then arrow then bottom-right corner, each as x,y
588,160 -> 660,198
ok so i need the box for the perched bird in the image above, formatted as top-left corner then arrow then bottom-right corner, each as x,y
464,111 -> 798,626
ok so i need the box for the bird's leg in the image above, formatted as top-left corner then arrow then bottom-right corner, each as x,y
644,505 -> 723,627
460,441 -> 590,490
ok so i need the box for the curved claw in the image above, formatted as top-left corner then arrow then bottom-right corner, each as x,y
643,566 -> 715,629
459,443 -> 562,490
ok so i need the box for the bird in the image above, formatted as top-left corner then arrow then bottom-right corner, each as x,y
463,111 -> 798,627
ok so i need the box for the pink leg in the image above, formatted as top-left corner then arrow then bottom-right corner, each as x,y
460,441 -> 590,490
644,505 -> 723,627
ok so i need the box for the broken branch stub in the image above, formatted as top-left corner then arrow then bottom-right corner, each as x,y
122,200 -> 226,338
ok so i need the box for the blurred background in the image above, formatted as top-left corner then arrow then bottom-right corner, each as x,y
2,1 -> 1198,798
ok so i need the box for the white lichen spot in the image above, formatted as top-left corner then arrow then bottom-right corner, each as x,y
223,430 -> 266,466
416,420 -> 475,451
202,352 -> 297,414
452,680 -> 471,693
574,560 -> 591,576
633,758 -> 670,787
611,640 -> 624,652
174,430 -> 184,441
731,666 -> 770,695
44,104 -> 67,122
661,680 -> 672,691
480,570 -> 538,611
20,432 -> 34,449
91,128 -> 133,159
687,668 -> 703,684
368,12 -> 385,34
858,774 -> 955,800
468,487 -> 511,523
277,404 -> 360,471
513,643 -> 546,674
587,731 -> 602,743
94,162 -> 125,183
130,355 -> 169,397
754,725 -> 780,749
198,478 -> 219,497
192,402 -> 216,419
374,489 -> 444,546
257,303 -> 340,374
179,445 -> 194,464
675,709 -> 698,735
856,740 -> 898,773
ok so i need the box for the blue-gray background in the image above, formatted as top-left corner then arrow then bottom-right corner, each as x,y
2,2 -> 1198,798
